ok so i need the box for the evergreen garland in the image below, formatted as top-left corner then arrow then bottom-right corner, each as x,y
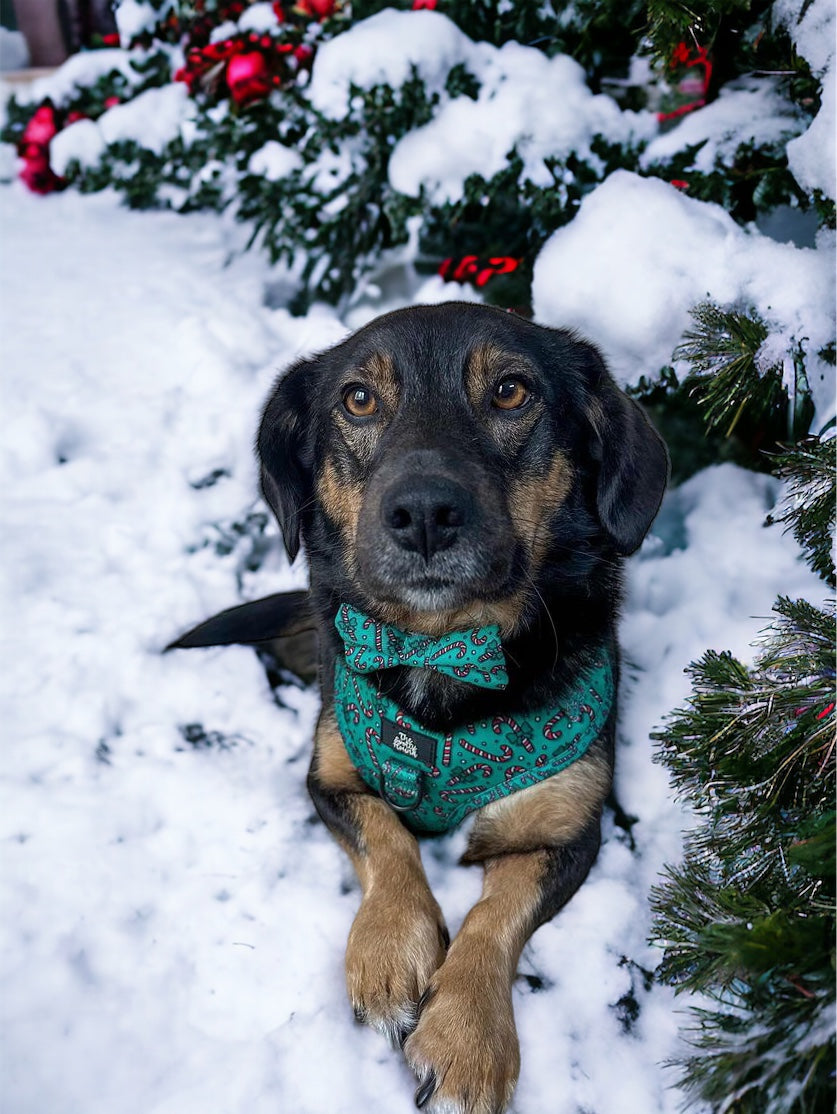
236,74 -> 433,312
3,0 -> 829,311
649,238 -> 835,1114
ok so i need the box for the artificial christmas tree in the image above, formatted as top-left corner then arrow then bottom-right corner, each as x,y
649,301 -> 835,1114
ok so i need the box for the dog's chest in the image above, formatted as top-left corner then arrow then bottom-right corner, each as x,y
403,668 -> 439,712
401,667 -> 465,722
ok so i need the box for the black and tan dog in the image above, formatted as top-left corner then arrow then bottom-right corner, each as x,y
174,302 -> 668,1113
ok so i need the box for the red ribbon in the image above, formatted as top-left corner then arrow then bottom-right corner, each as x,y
658,43 -> 712,123
438,256 -> 520,288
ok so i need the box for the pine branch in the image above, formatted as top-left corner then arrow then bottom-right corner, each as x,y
675,302 -> 787,438
653,600 -> 835,819
675,983 -> 836,1114
644,0 -> 761,61
770,438 -> 836,587
651,596 -> 836,1112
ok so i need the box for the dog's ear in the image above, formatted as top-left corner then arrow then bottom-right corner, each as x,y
585,349 -> 669,556
257,359 -> 316,562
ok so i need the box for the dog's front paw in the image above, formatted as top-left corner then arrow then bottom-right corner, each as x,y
346,890 -> 448,1047
404,962 -> 520,1114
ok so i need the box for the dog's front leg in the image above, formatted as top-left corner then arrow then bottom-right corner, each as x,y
405,753 -> 610,1114
308,709 -> 449,1047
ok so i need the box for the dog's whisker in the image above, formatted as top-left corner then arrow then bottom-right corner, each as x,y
518,566 -> 561,676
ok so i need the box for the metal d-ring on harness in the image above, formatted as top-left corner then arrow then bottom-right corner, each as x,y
378,762 -> 425,812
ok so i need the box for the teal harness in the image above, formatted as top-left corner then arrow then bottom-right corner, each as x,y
333,604 -> 614,834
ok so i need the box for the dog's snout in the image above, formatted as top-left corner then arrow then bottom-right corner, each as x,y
381,476 -> 474,561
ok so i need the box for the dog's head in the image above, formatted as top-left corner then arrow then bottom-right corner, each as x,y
258,303 -> 667,634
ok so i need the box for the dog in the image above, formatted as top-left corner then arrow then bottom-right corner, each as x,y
173,302 -> 668,1113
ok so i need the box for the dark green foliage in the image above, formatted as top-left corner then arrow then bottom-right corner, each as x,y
418,136 -> 641,311
627,367 -> 776,482
654,599 -> 835,828
645,0 -> 758,60
642,139 -> 809,226
651,597 -> 836,1113
671,970 -> 835,1114
646,135 -> 834,1107
416,153 -> 540,303
643,0 -> 814,97
676,303 -> 778,425
237,74 -> 432,310
68,133 -> 230,210
7,0 -> 830,317
637,300 -> 831,485
812,191 -> 836,229
1,95 -> 34,144
444,62 -> 480,101
733,13 -> 822,111
638,0 -> 823,231
649,302 -> 835,1113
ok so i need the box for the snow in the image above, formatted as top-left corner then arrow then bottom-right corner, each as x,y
531,171 -> 836,425
303,144 -> 355,196
775,0 -> 834,76
100,83 -> 193,153
115,0 -> 168,43
786,66 -> 836,200
0,182 -> 829,1114
239,2 -> 282,35
307,9 -> 485,119
774,0 -> 836,199
308,10 -> 654,204
9,48 -> 141,106
639,77 -> 805,175
247,140 -> 303,181
51,117 -> 106,174
210,20 -> 240,44
389,43 -> 654,204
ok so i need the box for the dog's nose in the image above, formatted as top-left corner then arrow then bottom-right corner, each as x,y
380,476 -> 474,561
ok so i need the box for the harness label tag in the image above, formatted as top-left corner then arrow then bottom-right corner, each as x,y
380,716 -> 437,768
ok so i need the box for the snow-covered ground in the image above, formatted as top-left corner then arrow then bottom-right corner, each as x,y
1,179 -> 829,1114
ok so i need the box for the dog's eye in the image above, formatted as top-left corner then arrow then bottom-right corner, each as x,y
342,384 -> 379,418
492,378 -> 530,411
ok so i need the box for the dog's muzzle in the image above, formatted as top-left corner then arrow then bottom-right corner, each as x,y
379,473 -> 476,562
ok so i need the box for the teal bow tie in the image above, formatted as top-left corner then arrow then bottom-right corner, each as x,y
334,603 -> 509,690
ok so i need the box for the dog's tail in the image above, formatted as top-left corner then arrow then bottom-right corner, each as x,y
166,590 -> 318,683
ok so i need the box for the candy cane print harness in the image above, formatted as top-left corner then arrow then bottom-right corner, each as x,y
333,605 -> 615,834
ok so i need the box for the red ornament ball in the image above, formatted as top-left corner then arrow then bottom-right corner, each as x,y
20,145 -> 62,194
22,105 -> 58,147
297,0 -> 336,20
226,51 -> 271,104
